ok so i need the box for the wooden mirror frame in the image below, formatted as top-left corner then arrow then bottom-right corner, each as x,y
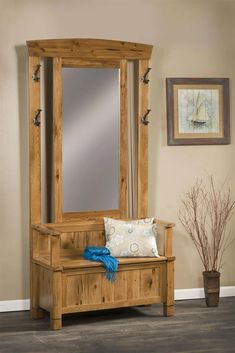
54,58 -> 127,222
27,39 -> 153,224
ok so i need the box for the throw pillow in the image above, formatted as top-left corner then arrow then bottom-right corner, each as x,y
104,221 -> 159,257
104,217 -> 154,226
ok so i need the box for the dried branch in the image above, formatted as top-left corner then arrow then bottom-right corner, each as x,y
179,176 -> 235,272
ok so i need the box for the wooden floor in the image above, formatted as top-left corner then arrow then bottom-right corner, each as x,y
0,297 -> 235,353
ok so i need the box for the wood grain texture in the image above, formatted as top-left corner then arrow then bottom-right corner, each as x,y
137,60 -> 150,218
39,267 -> 52,312
30,263 -> 44,319
119,60 -> 128,217
32,224 -> 61,235
30,219 -> 174,328
62,265 -> 163,314
62,210 -> 121,222
27,38 -> 153,59
50,234 -> 61,267
164,226 -> 173,257
42,218 -> 175,232
28,38 -> 176,330
53,57 -> 63,222
29,56 -> 41,318
62,58 -> 120,68
163,258 -> 175,316
29,56 -> 41,225
51,271 -> 62,329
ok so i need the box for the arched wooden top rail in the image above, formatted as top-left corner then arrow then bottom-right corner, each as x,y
26,38 -> 153,59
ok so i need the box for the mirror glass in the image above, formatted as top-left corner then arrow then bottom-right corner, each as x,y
62,67 -> 120,213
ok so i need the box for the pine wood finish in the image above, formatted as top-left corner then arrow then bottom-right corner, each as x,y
53,57 -> 63,222
27,38 -> 175,329
120,60 -> 128,217
29,56 -> 42,319
137,60 -> 149,218
27,39 -> 152,59
31,219 -> 175,329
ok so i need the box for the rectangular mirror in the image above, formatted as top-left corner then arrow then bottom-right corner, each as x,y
62,67 -> 120,213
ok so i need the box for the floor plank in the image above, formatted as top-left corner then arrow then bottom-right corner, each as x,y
0,298 -> 234,353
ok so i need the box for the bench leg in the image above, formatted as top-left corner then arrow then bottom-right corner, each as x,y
163,259 -> 175,317
50,318 -> 62,330
163,304 -> 175,316
31,307 -> 44,319
50,271 -> 62,330
30,262 -> 44,319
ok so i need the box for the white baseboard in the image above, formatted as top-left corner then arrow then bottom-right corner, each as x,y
175,286 -> 235,300
0,299 -> 30,312
0,287 -> 234,312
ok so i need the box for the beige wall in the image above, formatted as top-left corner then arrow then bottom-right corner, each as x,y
0,0 -> 234,300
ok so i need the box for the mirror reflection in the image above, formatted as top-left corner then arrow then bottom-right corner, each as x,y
62,67 -> 120,213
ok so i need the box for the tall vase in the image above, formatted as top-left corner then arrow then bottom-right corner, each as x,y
203,271 -> 220,307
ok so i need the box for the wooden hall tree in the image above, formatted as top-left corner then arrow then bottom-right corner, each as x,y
27,38 -> 175,329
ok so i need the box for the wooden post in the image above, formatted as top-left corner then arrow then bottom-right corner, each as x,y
163,259 -> 175,316
29,56 -> 42,318
50,271 -> 62,329
31,263 -> 44,319
137,60 -> 149,218
50,234 -> 61,268
164,226 -> 173,257
120,59 -> 128,217
53,57 -> 63,222
29,56 -> 41,225
163,226 -> 175,316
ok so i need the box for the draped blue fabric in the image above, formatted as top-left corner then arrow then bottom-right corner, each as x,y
83,247 -> 119,282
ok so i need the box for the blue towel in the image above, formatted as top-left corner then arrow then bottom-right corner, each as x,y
83,246 -> 118,282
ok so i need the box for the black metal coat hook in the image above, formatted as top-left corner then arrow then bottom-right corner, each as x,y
32,109 -> 42,127
32,64 -> 41,82
141,109 -> 151,125
142,67 -> 151,84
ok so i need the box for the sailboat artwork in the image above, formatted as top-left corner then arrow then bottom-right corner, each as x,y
167,77 -> 229,145
177,88 -> 220,134
187,92 -> 209,125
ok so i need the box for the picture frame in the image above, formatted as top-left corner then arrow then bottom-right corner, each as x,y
166,78 -> 230,145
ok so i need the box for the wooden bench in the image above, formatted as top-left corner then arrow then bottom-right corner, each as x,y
31,218 -> 175,329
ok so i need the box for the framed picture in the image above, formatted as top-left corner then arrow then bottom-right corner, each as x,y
166,78 -> 230,145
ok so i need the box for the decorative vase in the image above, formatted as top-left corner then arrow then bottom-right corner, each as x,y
203,271 -> 220,307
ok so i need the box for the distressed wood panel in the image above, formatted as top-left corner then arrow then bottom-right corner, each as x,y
62,210 -> 121,222
114,271 -> 128,301
63,266 -> 162,311
101,275 -> 115,304
137,60 -> 150,218
51,271 -> 62,329
63,274 -> 87,307
29,57 -> 41,317
39,267 -> 52,312
62,58 -> 120,68
127,270 -> 140,299
88,273 -> 102,304
60,230 -> 105,250
53,57 -> 63,222
29,56 -> 41,225
43,218 -> 175,232
140,268 -> 157,298
119,60 -> 128,217
27,39 -> 153,59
